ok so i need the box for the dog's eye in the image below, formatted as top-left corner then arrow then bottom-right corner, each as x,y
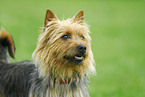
81,35 -> 85,40
61,34 -> 70,40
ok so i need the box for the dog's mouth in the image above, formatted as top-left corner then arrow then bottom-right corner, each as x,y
64,55 -> 85,65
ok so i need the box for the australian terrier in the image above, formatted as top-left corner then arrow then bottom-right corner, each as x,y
0,9 -> 95,97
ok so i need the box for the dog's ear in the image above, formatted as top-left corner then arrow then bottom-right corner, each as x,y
44,9 -> 57,27
73,10 -> 84,21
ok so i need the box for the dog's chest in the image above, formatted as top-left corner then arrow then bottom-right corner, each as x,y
29,83 -> 89,97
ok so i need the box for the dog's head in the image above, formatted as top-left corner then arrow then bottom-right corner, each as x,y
33,9 -> 95,80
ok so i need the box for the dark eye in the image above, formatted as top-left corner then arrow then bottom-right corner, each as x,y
81,35 -> 85,40
61,34 -> 70,40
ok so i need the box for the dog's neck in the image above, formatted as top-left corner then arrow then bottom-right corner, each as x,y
30,73 -> 90,97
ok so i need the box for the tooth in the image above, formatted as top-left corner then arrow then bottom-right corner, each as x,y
75,56 -> 83,60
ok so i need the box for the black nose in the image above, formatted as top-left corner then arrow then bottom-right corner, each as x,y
77,45 -> 86,55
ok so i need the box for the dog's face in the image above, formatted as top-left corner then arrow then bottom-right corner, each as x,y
57,24 -> 91,65
62,31 -> 88,65
33,10 -> 95,79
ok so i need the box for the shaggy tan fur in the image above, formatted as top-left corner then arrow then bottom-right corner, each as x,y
31,9 -> 95,97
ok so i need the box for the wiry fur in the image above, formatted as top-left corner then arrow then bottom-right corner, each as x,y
0,9 -> 95,97
33,18 -> 95,80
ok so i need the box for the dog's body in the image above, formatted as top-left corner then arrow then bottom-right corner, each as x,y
0,10 -> 95,97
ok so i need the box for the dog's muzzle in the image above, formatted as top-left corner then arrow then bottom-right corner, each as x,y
64,45 -> 87,65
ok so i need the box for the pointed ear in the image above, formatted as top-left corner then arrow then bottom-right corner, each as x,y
44,9 -> 57,27
74,10 -> 84,21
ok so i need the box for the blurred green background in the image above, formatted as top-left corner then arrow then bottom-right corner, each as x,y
0,0 -> 145,97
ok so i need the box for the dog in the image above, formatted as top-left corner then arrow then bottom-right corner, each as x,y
0,9 -> 95,97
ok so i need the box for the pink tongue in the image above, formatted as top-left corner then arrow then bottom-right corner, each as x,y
75,56 -> 83,60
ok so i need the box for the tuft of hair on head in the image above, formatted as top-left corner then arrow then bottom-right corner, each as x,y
0,29 -> 15,59
44,9 -> 85,27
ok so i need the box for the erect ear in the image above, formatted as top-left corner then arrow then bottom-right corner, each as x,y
73,10 -> 84,21
44,9 -> 57,27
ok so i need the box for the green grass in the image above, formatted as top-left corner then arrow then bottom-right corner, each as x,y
0,0 -> 145,97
